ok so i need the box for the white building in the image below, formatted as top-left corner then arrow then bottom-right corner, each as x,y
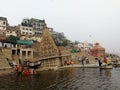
77,41 -> 93,51
21,18 -> 46,36
20,25 -> 34,36
0,17 -> 8,30
6,26 -> 18,37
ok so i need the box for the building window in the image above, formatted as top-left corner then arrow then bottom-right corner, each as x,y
3,22 -> 6,25
23,28 -> 25,30
22,32 -> 25,34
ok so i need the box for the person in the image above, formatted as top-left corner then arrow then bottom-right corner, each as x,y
16,64 -> 22,75
64,60 -> 67,65
81,56 -> 85,67
86,58 -> 89,64
24,69 -> 30,76
106,57 -> 111,65
98,58 -> 102,66
29,68 -> 36,75
33,69 -> 36,75
103,57 -> 107,64
70,60 -> 74,66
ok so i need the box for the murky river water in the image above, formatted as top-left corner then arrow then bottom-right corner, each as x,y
0,68 -> 120,90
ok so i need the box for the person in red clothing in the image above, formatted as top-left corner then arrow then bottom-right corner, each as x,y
25,69 -> 30,76
16,64 -> 22,75
103,57 -> 107,63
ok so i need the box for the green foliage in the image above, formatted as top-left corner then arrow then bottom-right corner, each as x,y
71,48 -> 76,53
5,35 -> 19,44
52,35 -> 69,46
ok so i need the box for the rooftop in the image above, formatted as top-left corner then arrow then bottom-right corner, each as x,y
0,17 -> 7,21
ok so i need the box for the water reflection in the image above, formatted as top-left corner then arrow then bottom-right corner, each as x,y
0,68 -> 120,90
99,68 -> 111,77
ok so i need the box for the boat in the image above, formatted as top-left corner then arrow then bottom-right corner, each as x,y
28,61 -> 42,69
100,65 -> 113,69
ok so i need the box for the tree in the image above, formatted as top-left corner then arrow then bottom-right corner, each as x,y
5,35 -> 19,47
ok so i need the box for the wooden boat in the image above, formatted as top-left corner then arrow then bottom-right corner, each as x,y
100,65 -> 113,69
28,61 -> 42,69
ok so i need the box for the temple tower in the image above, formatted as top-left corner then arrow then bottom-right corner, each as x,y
39,25 -> 59,58
39,25 -> 61,68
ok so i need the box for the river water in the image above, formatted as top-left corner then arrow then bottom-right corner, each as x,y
0,67 -> 120,90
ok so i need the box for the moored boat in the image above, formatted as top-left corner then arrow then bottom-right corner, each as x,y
100,65 -> 113,69
28,61 -> 42,69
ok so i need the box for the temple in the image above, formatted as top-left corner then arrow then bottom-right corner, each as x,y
91,43 -> 105,58
38,25 -> 71,69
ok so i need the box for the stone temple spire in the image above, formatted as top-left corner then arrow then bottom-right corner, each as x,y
39,24 -> 59,58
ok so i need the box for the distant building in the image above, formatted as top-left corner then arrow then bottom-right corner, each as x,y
20,18 -> 64,43
0,17 -> 8,30
77,41 -> 93,51
19,25 -> 34,36
0,16 -> 7,41
21,18 -> 46,36
30,18 -> 45,30
12,40 -> 33,63
91,43 -> 105,58
0,29 -> 6,41
20,35 -> 41,42
6,26 -> 18,37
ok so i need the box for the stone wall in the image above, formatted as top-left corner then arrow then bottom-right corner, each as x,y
2,48 -> 12,60
0,48 -> 11,69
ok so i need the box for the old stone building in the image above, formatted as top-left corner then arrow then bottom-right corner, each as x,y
0,17 -> 8,30
38,26 -> 71,69
6,26 -> 19,37
91,43 -> 105,58
0,29 -> 6,41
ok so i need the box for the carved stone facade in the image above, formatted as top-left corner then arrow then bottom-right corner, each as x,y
39,27 -> 59,58
39,26 -> 71,68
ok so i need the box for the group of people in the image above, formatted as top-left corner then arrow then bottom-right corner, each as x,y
78,56 -> 89,66
97,57 -> 112,66
78,56 -> 111,67
15,64 -> 36,76
64,60 -> 74,65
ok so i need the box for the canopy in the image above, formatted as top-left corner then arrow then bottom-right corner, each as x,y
17,40 -> 33,45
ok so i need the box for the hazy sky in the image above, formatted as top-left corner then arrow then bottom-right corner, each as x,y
0,0 -> 120,55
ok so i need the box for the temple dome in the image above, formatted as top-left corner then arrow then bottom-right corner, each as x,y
92,43 -> 105,51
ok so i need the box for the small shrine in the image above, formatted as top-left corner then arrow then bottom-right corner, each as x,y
91,43 -> 105,58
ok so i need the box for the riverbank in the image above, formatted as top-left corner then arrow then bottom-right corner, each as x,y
0,68 -> 14,76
